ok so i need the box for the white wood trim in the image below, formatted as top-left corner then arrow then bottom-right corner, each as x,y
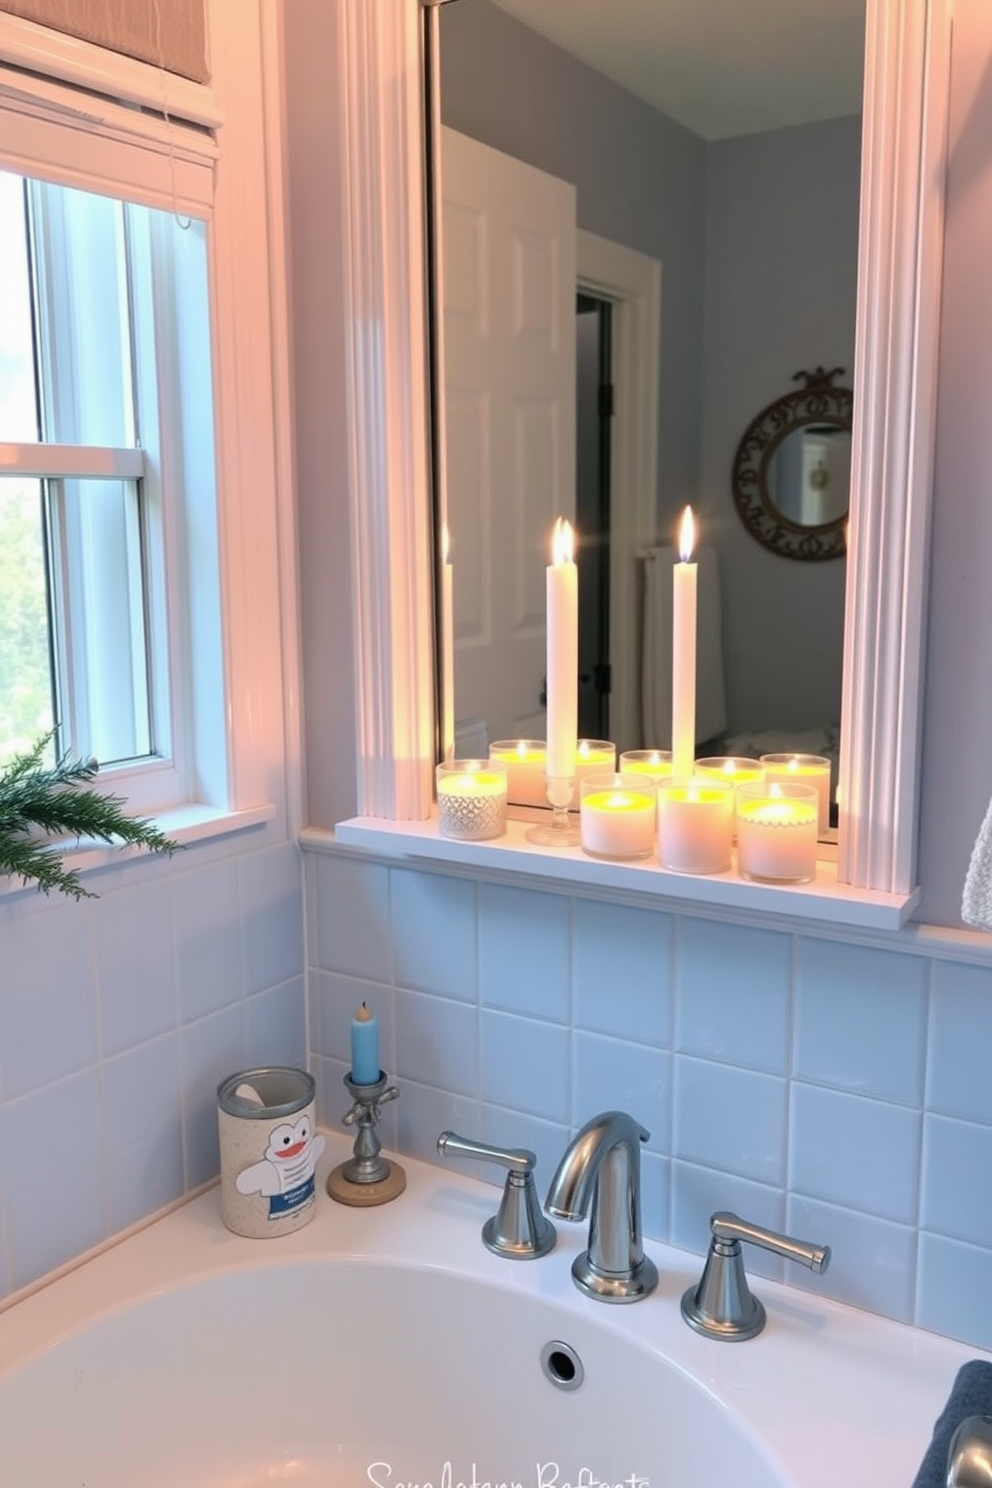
338,0 -> 436,819
0,445 -> 144,478
339,0 -> 950,909
0,12 -> 222,128
577,229 -> 661,756
838,0 -> 951,892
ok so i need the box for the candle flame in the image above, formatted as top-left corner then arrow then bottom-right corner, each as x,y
516,740 -> 527,760
769,782 -> 784,798
649,751 -> 661,765
552,516 -> 574,565
687,779 -> 700,802
578,740 -> 590,760
722,759 -> 735,776
678,505 -> 696,562
787,757 -> 799,773
442,523 -> 451,563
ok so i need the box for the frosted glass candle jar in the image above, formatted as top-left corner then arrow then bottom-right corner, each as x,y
736,781 -> 819,884
579,773 -> 656,860
619,749 -> 673,784
656,777 -> 734,874
695,756 -> 766,791
574,739 -> 617,786
759,753 -> 832,836
489,739 -> 547,808
436,759 -> 508,841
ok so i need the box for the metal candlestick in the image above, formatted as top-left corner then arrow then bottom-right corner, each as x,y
325,1070 -> 407,1206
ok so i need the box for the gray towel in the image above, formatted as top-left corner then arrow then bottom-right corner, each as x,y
911,1360 -> 992,1488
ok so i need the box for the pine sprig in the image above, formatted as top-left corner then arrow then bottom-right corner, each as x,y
0,734 -> 179,899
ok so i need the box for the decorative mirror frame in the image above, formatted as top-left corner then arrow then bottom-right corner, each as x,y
334,0 -> 950,901
731,367 -> 852,561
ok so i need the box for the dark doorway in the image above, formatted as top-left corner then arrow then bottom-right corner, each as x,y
575,292 -> 613,740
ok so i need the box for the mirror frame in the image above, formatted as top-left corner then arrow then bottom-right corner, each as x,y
335,0 -> 950,900
731,367 -> 852,560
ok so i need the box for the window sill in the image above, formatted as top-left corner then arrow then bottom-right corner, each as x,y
0,801 -> 276,901
326,813 -> 919,933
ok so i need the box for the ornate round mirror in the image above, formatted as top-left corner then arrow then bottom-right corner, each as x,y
731,367 -> 852,561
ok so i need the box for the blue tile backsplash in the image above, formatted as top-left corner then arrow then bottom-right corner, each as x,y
308,849 -> 992,1353
5,833 -> 992,1359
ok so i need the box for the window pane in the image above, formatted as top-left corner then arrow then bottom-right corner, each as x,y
0,478 -> 54,765
0,174 -> 40,443
31,179 -> 135,448
50,477 -> 151,767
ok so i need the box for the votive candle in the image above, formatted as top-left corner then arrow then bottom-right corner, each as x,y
574,739 -> 617,785
579,774 -> 656,860
619,749 -> 673,784
436,759 -> 508,840
657,776 -> 734,875
736,781 -> 818,884
489,740 -> 548,808
759,753 -> 832,837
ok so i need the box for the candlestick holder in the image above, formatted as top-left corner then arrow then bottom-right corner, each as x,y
526,775 -> 581,846
325,1070 -> 407,1206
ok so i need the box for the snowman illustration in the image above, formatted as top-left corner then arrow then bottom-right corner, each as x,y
235,1114 -> 326,1219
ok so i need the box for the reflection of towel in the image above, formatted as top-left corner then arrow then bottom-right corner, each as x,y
962,794 -> 992,930
640,545 -> 727,750
910,1360 -> 992,1488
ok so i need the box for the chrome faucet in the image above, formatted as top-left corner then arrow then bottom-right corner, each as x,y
947,1415 -> 992,1487
544,1111 -> 658,1303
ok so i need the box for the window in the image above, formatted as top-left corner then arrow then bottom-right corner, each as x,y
0,1 -> 291,850
0,171 -> 217,814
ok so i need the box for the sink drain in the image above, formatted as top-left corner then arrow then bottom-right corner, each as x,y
540,1340 -> 584,1391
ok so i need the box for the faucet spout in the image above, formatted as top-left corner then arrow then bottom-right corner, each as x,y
545,1111 -> 658,1303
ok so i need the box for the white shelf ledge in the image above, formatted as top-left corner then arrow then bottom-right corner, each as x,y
329,814 -> 919,932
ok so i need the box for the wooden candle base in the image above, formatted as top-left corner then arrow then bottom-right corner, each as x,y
326,1159 -> 407,1207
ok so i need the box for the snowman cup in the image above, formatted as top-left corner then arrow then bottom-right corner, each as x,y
217,1067 -> 325,1239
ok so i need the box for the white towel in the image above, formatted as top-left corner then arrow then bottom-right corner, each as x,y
962,793 -> 992,929
640,545 -> 727,751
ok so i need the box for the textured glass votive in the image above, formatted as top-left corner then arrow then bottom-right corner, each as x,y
736,781 -> 818,884
579,773 -> 656,860
759,753 -> 832,837
489,739 -> 548,808
657,777 -> 734,875
436,759 -> 508,841
619,749 -> 673,784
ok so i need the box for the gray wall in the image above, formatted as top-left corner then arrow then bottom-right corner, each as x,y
438,0 -> 706,528
701,116 -> 860,735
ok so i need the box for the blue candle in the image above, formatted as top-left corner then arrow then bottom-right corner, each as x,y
350,1002 -> 380,1085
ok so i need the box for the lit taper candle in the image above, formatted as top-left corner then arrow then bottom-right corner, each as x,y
671,505 -> 697,780
546,517 -> 578,783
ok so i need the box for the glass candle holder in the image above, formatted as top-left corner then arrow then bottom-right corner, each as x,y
579,773 -> 656,860
619,748 -> 673,784
694,756 -> 767,790
489,739 -> 547,808
436,759 -> 508,841
736,781 -> 819,884
574,739 -> 617,785
759,753 -> 832,837
657,777 -> 734,875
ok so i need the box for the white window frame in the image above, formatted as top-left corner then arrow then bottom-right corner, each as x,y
0,0 -> 298,873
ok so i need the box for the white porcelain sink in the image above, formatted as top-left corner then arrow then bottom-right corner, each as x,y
0,1134 -> 983,1487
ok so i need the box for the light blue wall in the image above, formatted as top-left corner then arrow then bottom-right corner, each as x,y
306,848 -> 992,1352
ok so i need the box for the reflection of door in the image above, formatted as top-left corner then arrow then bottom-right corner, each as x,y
440,126 -> 576,743
576,293 -> 613,740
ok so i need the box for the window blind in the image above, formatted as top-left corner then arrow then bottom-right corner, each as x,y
0,0 -> 208,85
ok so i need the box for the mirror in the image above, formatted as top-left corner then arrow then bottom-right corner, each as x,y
435,0 -> 863,771
333,0 -> 949,904
732,367 -> 852,560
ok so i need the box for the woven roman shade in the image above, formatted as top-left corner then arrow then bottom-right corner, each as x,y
0,0 -> 208,84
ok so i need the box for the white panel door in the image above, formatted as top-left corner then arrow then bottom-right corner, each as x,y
440,125 -> 576,745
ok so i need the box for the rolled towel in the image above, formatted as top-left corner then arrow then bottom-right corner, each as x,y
910,1360 -> 992,1488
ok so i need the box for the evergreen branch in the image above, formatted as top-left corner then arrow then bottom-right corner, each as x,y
0,733 -> 179,899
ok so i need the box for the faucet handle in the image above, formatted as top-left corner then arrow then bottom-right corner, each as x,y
680,1209 -> 831,1341
437,1131 -> 556,1260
